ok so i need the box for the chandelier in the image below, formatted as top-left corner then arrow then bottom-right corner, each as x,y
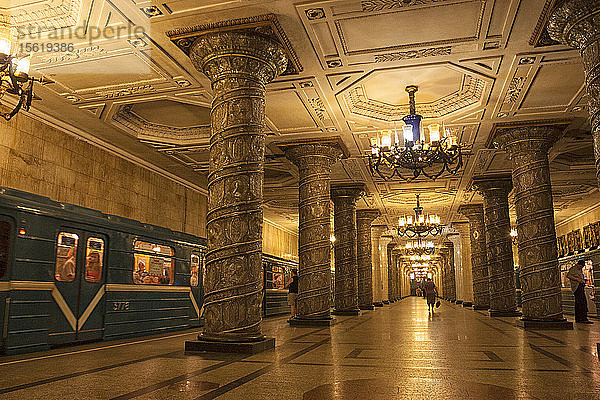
405,239 -> 435,256
368,85 -> 463,181
409,254 -> 432,261
398,194 -> 442,238
0,21 -> 49,121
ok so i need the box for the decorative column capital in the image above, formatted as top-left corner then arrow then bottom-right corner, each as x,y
447,233 -> 461,247
472,174 -> 513,198
331,182 -> 366,204
189,30 -> 287,85
284,141 -> 345,169
356,209 -> 381,223
492,124 -> 566,156
371,224 -> 388,239
457,203 -> 485,221
379,236 -> 393,246
548,0 -> 600,49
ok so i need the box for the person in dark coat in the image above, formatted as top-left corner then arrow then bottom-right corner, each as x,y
567,260 -> 593,324
423,278 -> 438,314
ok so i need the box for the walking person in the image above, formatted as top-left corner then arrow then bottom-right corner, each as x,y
424,278 -> 438,314
286,269 -> 299,318
567,260 -> 593,324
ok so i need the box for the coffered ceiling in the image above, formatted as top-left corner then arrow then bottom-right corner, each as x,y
3,0 -> 597,237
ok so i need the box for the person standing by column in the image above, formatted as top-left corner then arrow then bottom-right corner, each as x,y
287,269 -> 299,318
567,260 -> 593,324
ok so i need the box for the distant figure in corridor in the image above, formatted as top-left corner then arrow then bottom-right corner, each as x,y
423,278 -> 438,314
287,269 -> 299,318
567,260 -> 593,324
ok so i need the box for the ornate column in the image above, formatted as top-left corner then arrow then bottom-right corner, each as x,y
439,253 -> 447,299
494,125 -> 572,329
284,142 -> 343,326
356,209 -> 380,310
184,29 -> 287,353
549,2 -> 600,187
331,183 -> 365,315
472,175 -> 521,317
443,242 -> 457,302
380,236 -> 392,304
447,233 -> 463,304
387,242 -> 396,303
453,222 -> 474,306
371,225 -> 387,307
457,204 -> 490,310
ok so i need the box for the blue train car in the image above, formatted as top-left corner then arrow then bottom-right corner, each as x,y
0,187 -> 206,355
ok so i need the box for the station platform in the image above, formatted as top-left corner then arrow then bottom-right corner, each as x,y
0,297 -> 598,399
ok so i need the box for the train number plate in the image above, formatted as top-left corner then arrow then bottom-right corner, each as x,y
113,301 -> 130,311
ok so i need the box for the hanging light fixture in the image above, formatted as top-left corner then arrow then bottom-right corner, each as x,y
398,194 -> 442,238
0,19 -> 50,121
404,239 -> 435,256
368,85 -> 463,181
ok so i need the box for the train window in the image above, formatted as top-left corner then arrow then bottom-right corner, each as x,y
55,232 -> 79,282
133,241 -> 174,285
85,238 -> 104,283
0,221 -> 10,278
190,254 -> 201,287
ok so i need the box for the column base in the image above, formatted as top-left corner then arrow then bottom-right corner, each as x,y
462,302 -> 473,307
382,300 -> 390,305
185,337 -> 275,354
455,300 -> 463,304
473,305 -> 489,310
288,317 -> 336,327
332,309 -> 361,316
359,305 -> 375,310
373,302 -> 384,307
489,309 -> 522,317
517,318 -> 573,330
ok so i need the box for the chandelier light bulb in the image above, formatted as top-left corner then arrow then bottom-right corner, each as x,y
403,125 -> 413,144
0,37 -> 10,57
428,124 -> 440,143
381,131 -> 392,148
16,57 -> 30,75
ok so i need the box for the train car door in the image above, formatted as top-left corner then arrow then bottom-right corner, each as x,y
51,231 -> 107,344
0,217 -> 12,352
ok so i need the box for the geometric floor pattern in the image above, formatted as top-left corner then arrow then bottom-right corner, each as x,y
0,297 -> 598,399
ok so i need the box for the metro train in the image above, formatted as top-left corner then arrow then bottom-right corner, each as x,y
0,187 -> 296,355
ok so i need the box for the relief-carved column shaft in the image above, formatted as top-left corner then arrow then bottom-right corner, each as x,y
331,183 -> 365,315
387,242 -> 396,302
549,1 -> 600,186
453,222 -> 473,305
380,236 -> 392,303
494,126 -> 570,326
371,225 -> 387,306
439,251 -> 446,299
190,31 -> 287,342
458,204 -> 490,310
285,143 -> 343,324
356,209 -> 380,310
448,234 -> 463,303
444,242 -> 457,302
473,175 -> 520,317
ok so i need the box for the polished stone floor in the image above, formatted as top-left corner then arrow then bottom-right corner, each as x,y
0,297 -> 599,399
